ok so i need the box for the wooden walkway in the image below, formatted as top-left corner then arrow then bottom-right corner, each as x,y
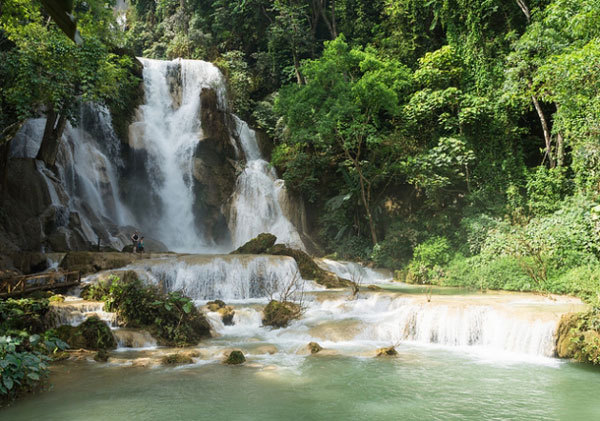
0,271 -> 81,298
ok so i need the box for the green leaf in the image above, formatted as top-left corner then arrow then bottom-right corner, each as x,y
3,376 -> 14,390
27,372 -> 40,381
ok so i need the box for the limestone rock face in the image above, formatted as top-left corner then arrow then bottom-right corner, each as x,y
556,313 -> 580,358
59,251 -> 139,276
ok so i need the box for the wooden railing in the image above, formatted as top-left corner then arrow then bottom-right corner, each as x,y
0,271 -> 81,298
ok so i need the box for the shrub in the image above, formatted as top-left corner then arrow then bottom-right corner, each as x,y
85,273 -> 210,346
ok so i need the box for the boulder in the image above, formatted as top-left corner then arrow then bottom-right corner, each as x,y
206,300 -> 235,326
375,346 -> 398,357
223,350 -> 246,365
266,244 -> 351,289
231,233 -> 277,255
556,313 -> 580,358
161,353 -> 194,366
55,316 -> 117,350
307,342 -> 323,354
262,300 -> 301,328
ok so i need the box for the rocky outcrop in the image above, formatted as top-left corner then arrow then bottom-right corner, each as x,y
206,300 -> 235,325
262,300 -> 301,328
267,244 -> 351,289
161,353 -> 195,366
556,312 -> 600,364
231,233 -> 276,255
223,350 -> 246,365
59,251 -> 139,276
55,316 -> 117,350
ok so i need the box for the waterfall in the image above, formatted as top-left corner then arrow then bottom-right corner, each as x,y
129,254 -> 316,301
229,116 -> 305,250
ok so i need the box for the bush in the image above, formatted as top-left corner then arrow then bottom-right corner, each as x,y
0,298 -> 50,335
406,236 -> 452,285
85,273 -> 211,346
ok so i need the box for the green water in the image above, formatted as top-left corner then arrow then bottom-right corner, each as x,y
4,347 -> 600,420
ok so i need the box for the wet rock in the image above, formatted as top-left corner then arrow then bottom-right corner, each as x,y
55,316 -> 117,350
59,251 -> 138,276
206,300 -> 235,325
161,353 -> 194,366
307,342 -> 323,354
556,313 -> 580,358
224,350 -> 246,365
262,300 -> 301,328
375,346 -> 398,357
254,345 -> 278,355
231,233 -> 277,255
113,329 -> 156,348
94,349 -> 110,362
9,252 -> 49,274
367,285 -> 382,291
266,244 -> 351,289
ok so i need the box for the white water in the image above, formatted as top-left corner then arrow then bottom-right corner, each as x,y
132,58 -> 227,252
228,117 -> 304,250
128,254 -> 317,302
317,258 -> 393,285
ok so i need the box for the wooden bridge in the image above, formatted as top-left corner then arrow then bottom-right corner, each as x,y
0,271 -> 81,298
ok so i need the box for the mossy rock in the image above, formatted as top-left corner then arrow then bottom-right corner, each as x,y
262,300 -> 301,328
266,244 -> 351,288
94,349 -> 110,362
231,233 -> 277,254
224,350 -> 246,365
556,313 -> 580,358
161,353 -> 194,366
55,316 -> 117,350
207,300 -> 235,325
307,342 -> 323,354
375,346 -> 398,357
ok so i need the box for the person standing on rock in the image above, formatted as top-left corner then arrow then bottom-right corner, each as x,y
131,231 -> 140,253
137,237 -> 145,254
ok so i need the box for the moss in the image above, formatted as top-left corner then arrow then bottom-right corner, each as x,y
206,300 -> 226,312
262,300 -> 301,328
307,342 -> 322,354
231,233 -> 277,254
161,353 -> 194,366
267,244 -> 351,289
55,316 -> 116,350
375,346 -> 398,357
206,300 -> 235,325
556,311 -> 600,364
48,294 -> 65,303
223,350 -> 246,365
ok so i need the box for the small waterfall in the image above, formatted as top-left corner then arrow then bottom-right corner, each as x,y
229,117 -> 304,250
316,258 -> 393,284
131,254 -> 313,301
131,58 -> 227,252
48,299 -> 118,328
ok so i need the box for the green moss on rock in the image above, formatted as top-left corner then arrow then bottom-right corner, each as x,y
161,353 -> 194,366
206,300 -> 235,325
55,316 -> 116,350
262,300 -> 301,328
307,342 -> 323,354
375,346 -> 398,357
231,233 -> 277,254
224,350 -> 246,365
59,252 -> 138,277
556,311 -> 600,364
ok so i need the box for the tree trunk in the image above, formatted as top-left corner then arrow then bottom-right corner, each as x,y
330,0 -> 337,38
531,94 -> 555,168
37,109 -> 67,167
357,171 -> 377,245
556,133 -> 565,167
516,0 -> 530,22
0,139 -> 11,199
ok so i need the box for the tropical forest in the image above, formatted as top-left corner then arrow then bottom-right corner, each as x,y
1,0 -> 600,419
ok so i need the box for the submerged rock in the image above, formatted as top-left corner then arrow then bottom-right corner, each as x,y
307,342 -> 323,354
375,346 -> 398,357
94,349 -> 110,362
224,350 -> 246,365
206,300 -> 235,325
231,233 -> 277,255
262,300 -> 301,328
55,316 -> 117,350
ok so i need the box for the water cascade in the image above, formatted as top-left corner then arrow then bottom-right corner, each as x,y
228,117 -> 305,250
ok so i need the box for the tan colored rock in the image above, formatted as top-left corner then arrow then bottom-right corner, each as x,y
375,346 -> 398,357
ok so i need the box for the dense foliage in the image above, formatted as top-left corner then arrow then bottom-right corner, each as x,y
84,272 -> 211,346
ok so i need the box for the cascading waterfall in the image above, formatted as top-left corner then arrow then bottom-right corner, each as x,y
229,117 -> 305,250
10,106 -> 134,249
132,58 -> 226,252
128,254 -> 315,301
